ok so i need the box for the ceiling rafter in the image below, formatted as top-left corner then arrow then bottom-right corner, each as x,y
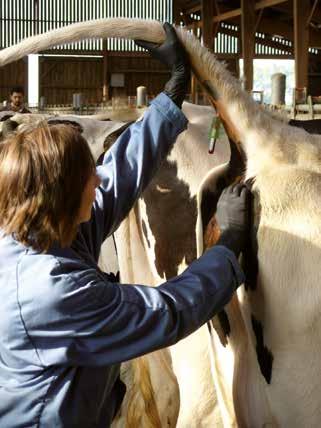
183,5 -> 321,48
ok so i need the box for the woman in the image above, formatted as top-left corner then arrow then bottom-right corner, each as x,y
0,24 -> 249,427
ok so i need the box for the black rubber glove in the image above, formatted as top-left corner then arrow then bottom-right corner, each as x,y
215,183 -> 251,257
135,22 -> 190,108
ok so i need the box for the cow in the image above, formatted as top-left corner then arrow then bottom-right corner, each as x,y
3,17 -> 321,427
112,101 -> 231,428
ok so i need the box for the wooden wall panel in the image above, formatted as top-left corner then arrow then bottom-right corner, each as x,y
108,56 -> 170,98
39,55 -> 171,105
40,57 -> 103,105
0,59 -> 27,103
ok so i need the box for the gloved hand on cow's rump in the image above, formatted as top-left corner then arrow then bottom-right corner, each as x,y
215,183 -> 252,257
135,22 -> 190,108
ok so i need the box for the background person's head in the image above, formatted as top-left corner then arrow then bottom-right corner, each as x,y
0,124 -> 98,251
10,86 -> 25,110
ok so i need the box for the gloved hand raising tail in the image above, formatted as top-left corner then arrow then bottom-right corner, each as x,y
135,22 -> 190,108
215,183 -> 252,257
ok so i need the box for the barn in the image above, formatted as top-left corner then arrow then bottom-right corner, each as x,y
1,2 -> 321,428
1,1 -> 321,111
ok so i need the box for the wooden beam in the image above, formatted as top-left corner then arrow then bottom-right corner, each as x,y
212,0 -> 288,22
186,5 -> 201,14
213,8 -> 241,23
307,0 -> 319,27
187,18 -> 293,55
273,1 -> 321,26
254,9 -> 264,34
294,0 -> 310,88
202,0 -> 214,50
255,0 -> 288,8
189,11 -> 321,48
224,26 -> 293,54
258,16 -> 321,47
241,0 -> 255,91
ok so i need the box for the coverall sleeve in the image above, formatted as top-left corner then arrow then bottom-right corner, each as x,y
79,93 -> 188,261
22,245 -> 245,367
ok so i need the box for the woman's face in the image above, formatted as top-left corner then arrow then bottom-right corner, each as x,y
78,170 -> 101,223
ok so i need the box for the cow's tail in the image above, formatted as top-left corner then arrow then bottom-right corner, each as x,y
126,357 -> 162,428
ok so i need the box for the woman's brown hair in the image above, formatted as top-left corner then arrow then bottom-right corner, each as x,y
0,123 -> 95,251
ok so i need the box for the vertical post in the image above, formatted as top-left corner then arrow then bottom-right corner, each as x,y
213,0 -> 221,39
241,0 -> 255,92
173,0 -> 181,25
24,57 -> 29,102
294,0 -> 310,89
201,0 -> 214,50
102,39 -> 109,102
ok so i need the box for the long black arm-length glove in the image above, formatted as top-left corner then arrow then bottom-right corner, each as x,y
135,23 -> 190,108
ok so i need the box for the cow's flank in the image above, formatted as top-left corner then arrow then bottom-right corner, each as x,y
143,159 -> 197,279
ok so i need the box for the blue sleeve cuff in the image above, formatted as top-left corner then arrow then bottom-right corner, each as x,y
206,245 -> 245,289
151,92 -> 188,132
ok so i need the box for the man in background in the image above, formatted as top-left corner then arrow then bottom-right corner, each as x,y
1,86 -> 31,113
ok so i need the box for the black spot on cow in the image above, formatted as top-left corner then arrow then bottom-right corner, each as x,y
142,219 -> 151,248
109,270 -> 120,282
0,114 -> 14,122
96,153 -> 104,167
47,119 -> 84,134
241,184 -> 260,291
289,119 -> 321,135
103,121 -> 134,152
0,119 -> 19,141
143,158 -> 197,279
96,122 -> 134,166
251,315 -> 273,384
217,309 -> 231,338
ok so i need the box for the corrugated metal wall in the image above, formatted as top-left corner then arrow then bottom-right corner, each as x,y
1,0 -> 36,47
0,0 -> 173,51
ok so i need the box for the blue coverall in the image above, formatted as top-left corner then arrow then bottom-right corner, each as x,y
0,93 -> 244,427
